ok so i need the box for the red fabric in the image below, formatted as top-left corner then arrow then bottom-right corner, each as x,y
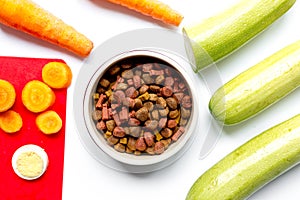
0,56 -> 67,200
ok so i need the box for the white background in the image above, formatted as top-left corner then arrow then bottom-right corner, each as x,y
1,0 -> 300,199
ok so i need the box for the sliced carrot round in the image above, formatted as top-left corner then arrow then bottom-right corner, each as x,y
22,80 -> 55,113
42,62 -> 72,89
0,110 -> 23,133
36,110 -> 62,134
0,79 -> 16,112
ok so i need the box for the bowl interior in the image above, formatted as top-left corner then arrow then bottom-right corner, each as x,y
83,50 -> 198,166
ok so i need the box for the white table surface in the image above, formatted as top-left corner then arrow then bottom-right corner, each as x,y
1,0 -> 300,199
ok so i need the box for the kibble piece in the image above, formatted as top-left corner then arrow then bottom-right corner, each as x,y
127,137 -> 137,151
109,65 -> 121,75
167,120 -> 178,129
129,126 -> 141,138
172,127 -> 185,141
136,137 -> 147,151
119,138 -> 128,145
145,120 -> 158,130
149,93 -> 158,101
92,110 -> 102,121
161,86 -> 173,97
138,92 -> 150,101
161,139 -> 172,149
166,97 -> 178,110
114,143 -> 126,153
145,147 -> 155,155
169,109 -> 180,119
161,128 -> 173,138
134,98 -> 143,109
135,107 -> 149,122
96,120 -> 106,131
151,110 -> 159,121
125,87 -> 139,98
154,142 -> 165,154
155,75 -> 165,85
181,107 -> 191,118
157,97 -> 167,108
113,127 -> 126,137
149,85 -> 161,93
159,107 -> 169,117
116,83 -> 128,90
143,102 -> 154,111
106,120 -> 115,132
122,69 -> 134,79
144,132 -> 155,147
139,84 -> 149,94
128,118 -> 141,126
182,95 -> 192,108
142,74 -> 153,84
159,118 -> 168,129
99,78 -> 110,88
107,136 -> 119,146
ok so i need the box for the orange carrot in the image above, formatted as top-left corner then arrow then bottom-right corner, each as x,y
36,110 -> 62,134
0,0 -> 93,57
107,0 -> 183,26
0,79 -> 16,113
0,110 -> 23,133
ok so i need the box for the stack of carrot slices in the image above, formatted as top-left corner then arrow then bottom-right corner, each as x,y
0,62 -> 72,135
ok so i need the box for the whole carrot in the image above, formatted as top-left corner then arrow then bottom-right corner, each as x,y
0,0 -> 93,57
107,0 -> 183,26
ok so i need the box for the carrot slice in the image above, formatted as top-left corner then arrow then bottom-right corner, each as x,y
0,0 -> 93,57
0,79 -> 16,113
107,0 -> 183,26
0,110 -> 23,133
36,110 -> 62,134
22,80 -> 55,113
42,62 -> 73,89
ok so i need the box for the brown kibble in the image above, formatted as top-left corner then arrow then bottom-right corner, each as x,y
92,110 -> 102,121
181,107 -> 191,118
142,74 -> 153,84
143,102 -> 154,111
134,151 -> 142,156
145,120 -> 158,130
151,110 -> 159,121
144,132 -> 155,147
164,77 -> 174,86
161,139 -> 172,149
121,63 -> 132,69
114,143 -> 126,153
161,128 -> 173,138
107,135 -> 119,146
113,127 -> 126,137
135,107 -> 149,122
142,63 -> 153,72
115,82 -> 128,90
99,78 -> 110,88
145,147 -> 155,155
139,84 -> 149,94
102,104 -> 110,120
166,97 -> 178,110
129,126 -> 141,138
96,120 -> 106,131
167,119 -> 178,129
109,65 -> 121,75
173,93 -> 185,103
126,147 -> 134,154
154,141 -> 165,154
155,75 -> 165,85
125,87 -> 139,98
134,98 -> 143,109
136,137 -> 147,151
149,93 -> 158,102
182,95 -> 192,108
106,120 -> 115,132
149,85 -> 161,93
159,107 -> 169,117
157,97 -> 167,108
127,137 -> 136,151
161,86 -> 173,97
119,106 -> 129,122
122,69 -> 134,79
169,109 -> 179,119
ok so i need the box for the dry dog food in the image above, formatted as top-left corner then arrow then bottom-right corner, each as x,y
92,56 -> 193,155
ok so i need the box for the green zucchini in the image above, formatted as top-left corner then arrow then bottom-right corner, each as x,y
186,114 -> 300,200
209,40 -> 300,125
183,0 -> 296,72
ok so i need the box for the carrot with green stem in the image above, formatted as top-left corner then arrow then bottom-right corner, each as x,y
107,0 -> 183,26
0,0 -> 93,57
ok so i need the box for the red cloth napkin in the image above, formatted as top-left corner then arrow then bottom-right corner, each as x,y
0,56 -> 67,200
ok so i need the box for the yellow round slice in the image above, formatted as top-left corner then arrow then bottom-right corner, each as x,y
36,110 -> 62,134
22,80 -> 55,113
0,110 -> 23,133
42,62 -> 72,89
0,79 -> 16,112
